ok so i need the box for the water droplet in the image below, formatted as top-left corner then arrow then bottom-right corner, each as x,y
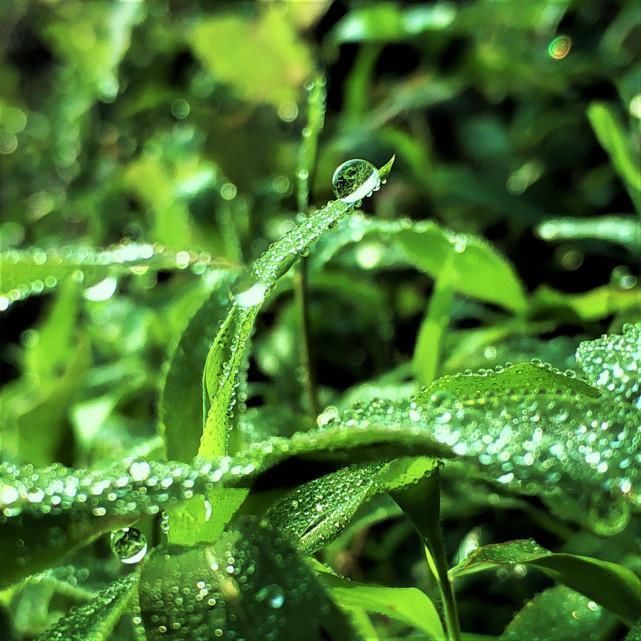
256,584 -> 285,609
84,276 -> 118,301
110,527 -> 148,564
332,159 -> 380,204
231,272 -> 268,308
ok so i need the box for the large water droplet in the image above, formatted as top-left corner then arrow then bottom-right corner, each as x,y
332,159 -> 380,204
111,527 -> 148,564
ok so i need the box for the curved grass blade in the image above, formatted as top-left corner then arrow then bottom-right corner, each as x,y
537,215 -> 641,253
37,572 -> 139,641
0,243 -> 224,309
450,539 -> 641,625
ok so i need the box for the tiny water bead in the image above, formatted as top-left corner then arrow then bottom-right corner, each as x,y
110,527 -> 148,564
332,159 -> 381,204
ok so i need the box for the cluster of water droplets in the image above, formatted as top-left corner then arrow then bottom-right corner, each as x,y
0,242 -> 222,310
138,518 -> 354,641
577,322 -> 641,407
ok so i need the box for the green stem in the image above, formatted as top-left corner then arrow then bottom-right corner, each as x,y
295,257 -> 320,417
294,73 -> 326,418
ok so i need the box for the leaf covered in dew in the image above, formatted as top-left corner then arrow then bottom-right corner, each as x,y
0,244 -> 222,309
139,518 -> 359,641
450,539 -> 641,625
37,572 -> 140,641
576,322 -> 641,406
498,586 -> 607,641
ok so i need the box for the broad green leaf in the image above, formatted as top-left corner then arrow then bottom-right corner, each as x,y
530,284 -> 641,321
537,215 -> 641,252
587,102 -> 641,213
576,322 -> 641,406
313,215 -> 527,313
450,539 -> 641,625
158,271 -> 236,462
37,572 -> 139,641
189,9 -> 312,108
320,571 -> 446,641
139,518 -> 359,641
498,586 -> 606,641
0,244 -> 222,308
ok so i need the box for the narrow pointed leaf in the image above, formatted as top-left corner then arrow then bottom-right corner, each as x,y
450,539 -> 641,625
37,572 -> 139,641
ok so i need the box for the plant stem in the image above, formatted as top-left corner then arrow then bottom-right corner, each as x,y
295,256 -> 320,417
425,540 -> 462,641
294,73 -> 326,418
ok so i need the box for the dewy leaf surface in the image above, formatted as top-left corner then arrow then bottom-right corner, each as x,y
4,356 -> 640,586
312,215 -> 527,312
37,572 -> 139,641
498,585 -> 606,641
139,518 -> 359,641
576,322 -> 641,407
0,243 -> 223,309
450,539 -> 641,625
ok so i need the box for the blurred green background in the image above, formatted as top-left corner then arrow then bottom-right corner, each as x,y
0,1 -> 640,637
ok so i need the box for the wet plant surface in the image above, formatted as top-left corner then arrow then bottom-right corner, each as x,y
0,2 -> 640,640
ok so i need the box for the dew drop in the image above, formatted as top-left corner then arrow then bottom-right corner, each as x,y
110,527 -> 148,564
256,584 -> 285,609
332,159 -> 380,204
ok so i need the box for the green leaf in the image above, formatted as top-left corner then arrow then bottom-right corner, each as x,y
530,285 -> 641,321
576,322 -> 641,406
266,464 -> 382,553
158,271 -> 236,462
320,571 -> 446,641
0,244 -> 222,308
587,102 -> 641,213
498,586 -> 606,641
189,9 -> 312,108
37,572 -> 139,641
537,215 -> 641,253
626,620 -> 641,641
313,216 -> 527,313
139,518 -> 359,641
450,539 -> 641,625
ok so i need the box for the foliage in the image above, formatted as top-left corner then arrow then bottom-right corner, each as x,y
1,1 -> 640,640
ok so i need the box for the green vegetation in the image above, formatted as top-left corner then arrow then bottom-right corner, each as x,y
0,1 -> 640,640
